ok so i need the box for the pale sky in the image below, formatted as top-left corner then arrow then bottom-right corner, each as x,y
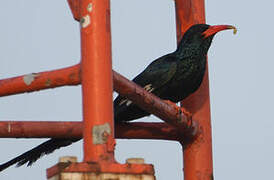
0,0 -> 273,180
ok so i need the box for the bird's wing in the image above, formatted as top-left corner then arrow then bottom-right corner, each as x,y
133,55 -> 177,90
114,54 -> 177,107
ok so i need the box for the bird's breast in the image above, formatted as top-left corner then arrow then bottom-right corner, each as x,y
160,56 -> 206,102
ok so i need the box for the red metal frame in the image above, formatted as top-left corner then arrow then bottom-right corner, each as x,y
0,0 -> 214,179
79,0 -> 114,163
0,64 -> 80,97
175,0 -> 214,179
0,68 -> 197,137
0,121 -> 185,141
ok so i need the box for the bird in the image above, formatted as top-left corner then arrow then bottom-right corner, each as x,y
0,24 -> 236,171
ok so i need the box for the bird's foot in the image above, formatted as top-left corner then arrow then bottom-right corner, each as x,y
180,107 -> 193,121
163,100 -> 179,109
163,100 -> 192,120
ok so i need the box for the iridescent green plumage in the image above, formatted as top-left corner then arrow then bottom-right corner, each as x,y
114,24 -> 213,122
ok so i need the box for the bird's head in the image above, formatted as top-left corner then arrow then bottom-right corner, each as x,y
176,24 -> 236,56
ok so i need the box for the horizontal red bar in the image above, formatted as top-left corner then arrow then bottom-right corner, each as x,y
0,121 -> 182,141
0,64 -> 80,97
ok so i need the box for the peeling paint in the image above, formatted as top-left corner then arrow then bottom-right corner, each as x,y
69,73 -> 76,81
80,15 -> 90,28
93,123 -> 111,144
45,79 -> 52,86
8,123 -> 11,133
23,73 -> 39,85
126,158 -> 145,164
87,3 -> 92,12
59,156 -> 78,163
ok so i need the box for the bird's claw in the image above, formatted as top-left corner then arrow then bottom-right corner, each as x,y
164,100 -> 179,109
180,107 -> 193,121
163,100 -> 193,121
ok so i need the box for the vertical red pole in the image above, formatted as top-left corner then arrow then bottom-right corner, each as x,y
80,0 -> 114,162
175,0 -> 214,180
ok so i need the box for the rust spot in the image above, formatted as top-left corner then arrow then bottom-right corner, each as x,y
126,158 -> 145,164
69,73 -> 76,81
106,8 -> 111,33
102,131 -> 109,142
87,3 -> 92,12
55,78 -> 65,85
92,123 -> 111,144
59,156 -> 77,163
7,123 -> 11,133
80,15 -> 90,28
45,79 -> 52,86
106,137 -> 116,153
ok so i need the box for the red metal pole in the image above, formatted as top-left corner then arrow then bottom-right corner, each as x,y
175,0 -> 214,180
80,0 -> 114,162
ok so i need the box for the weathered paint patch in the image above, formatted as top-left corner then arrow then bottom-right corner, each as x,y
8,123 -> 11,133
126,158 -> 145,164
60,173 -> 155,180
23,73 -> 39,85
45,79 -> 52,86
80,15 -> 90,28
59,156 -> 77,163
92,123 -> 111,144
87,3 -> 92,12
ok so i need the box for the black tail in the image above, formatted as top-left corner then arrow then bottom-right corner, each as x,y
0,138 -> 80,171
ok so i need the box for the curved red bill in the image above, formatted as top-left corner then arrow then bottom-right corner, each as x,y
203,25 -> 237,38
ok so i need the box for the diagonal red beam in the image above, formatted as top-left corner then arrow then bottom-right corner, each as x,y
0,65 -> 198,137
113,71 -> 197,135
0,121 -> 181,141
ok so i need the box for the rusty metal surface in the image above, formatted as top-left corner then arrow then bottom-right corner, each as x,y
79,0 -> 115,163
92,123 -> 111,145
0,68 -> 198,138
47,162 -> 155,179
113,71 -> 197,137
175,0 -> 214,179
116,122 -> 182,141
0,121 -> 183,141
67,0 -> 80,21
175,0 -> 206,42
0,64 -> 80,97
0,56 -> 198,138
0,121 -> 82,138
50,173 -> 155,180
47,156 -> 155,179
